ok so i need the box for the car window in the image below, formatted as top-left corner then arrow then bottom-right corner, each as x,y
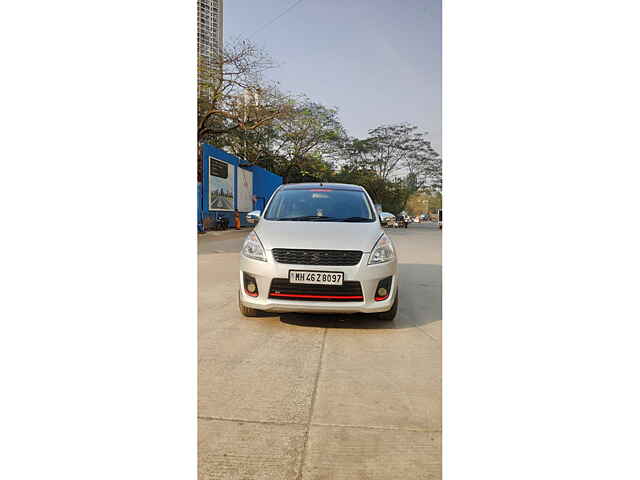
264,188 -> 375,221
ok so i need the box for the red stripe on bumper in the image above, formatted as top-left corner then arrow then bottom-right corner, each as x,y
269,293 -> 363,300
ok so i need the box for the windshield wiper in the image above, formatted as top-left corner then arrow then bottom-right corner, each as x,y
276,215 -> 336,221
336,217 -> 373,222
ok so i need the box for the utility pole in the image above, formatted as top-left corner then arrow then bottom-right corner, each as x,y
242,90 -> 249,163
241,89 -> 260,165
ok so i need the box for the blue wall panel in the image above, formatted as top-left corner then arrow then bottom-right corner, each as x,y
247,165 -> 282,212
201,144 -> 282,228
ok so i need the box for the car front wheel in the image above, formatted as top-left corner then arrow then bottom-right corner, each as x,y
378,292 -> 399,321
238,290 -> 260,317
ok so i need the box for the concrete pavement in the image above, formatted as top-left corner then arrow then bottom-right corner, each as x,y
198,223 -> 442,479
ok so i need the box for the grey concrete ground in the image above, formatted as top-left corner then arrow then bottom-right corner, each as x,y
198,223 -> 442,479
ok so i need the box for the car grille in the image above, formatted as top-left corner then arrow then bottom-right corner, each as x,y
271,249 -> 363,266
269,278 -> 364,302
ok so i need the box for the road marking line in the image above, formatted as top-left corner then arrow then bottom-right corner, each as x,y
415,326 -> 439,343
197,416 -> 440,433
296,328 -> 327,480
311,422 -> 440,433
197,416 -> 303,427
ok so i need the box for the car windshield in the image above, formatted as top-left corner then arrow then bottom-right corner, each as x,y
264,188 -> 375,222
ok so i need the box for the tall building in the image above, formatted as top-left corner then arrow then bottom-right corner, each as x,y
198,0 -> 223,101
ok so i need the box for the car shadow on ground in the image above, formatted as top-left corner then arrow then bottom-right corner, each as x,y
277,263 -> 442,330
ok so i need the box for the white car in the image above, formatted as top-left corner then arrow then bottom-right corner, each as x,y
239,183 -> 399,321
379,211 -> 395,227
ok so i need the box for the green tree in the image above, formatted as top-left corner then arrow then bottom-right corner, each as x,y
336,123 -> 435,207
197,38 -> 294,144
276,152 -> 335,183
404,144 -> 442,192
197,38 -> 295,181
218,97 -> 347,183
343,124 -> 429,181
268,99 -> 346,182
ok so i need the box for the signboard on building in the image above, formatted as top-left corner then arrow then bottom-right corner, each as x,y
209,157 -> 234,211
237,168 -> 253,212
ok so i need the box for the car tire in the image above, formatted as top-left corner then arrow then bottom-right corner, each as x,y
238,290 -> 260,317
378,292 -> 399,321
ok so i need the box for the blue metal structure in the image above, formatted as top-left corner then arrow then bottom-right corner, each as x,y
200,143 -> 283,229
245,165 -> 282,212
197,183 -> 205,233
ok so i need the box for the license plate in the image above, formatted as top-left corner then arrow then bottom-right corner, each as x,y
289,270 -> 343,285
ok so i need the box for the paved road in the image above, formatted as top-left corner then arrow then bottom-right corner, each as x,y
198,223 -> 442,479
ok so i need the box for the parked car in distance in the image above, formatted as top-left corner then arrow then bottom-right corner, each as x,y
239,183 -> 399,321
379,212 -> 395,227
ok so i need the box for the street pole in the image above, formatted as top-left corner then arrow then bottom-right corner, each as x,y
243,90 -> 248,164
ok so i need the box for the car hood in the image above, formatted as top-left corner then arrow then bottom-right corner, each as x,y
254,220 -> 383,252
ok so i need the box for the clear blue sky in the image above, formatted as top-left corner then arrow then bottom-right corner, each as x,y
224,0 -> 442,153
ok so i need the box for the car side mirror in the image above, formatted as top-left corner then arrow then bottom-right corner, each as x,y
246,210 -> 261,225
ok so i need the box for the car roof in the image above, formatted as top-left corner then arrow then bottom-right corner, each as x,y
279,182 -> 365,192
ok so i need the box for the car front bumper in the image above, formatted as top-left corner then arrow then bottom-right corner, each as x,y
239,251 -> 398,314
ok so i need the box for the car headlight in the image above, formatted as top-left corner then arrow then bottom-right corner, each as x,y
241,231 -> 267,262
368,233 -> 395,264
